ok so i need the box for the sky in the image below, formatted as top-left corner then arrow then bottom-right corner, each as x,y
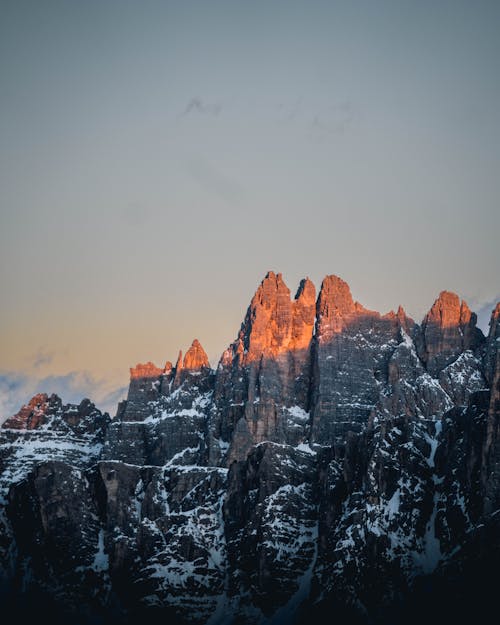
1,0 -> 499,419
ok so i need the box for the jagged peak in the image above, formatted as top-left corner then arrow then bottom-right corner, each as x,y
317,275 -> 356,316
424,290 -> 474,328
252,271 -> 291,308
223,272 -> 317,363
264,270 -> 284,283
294,277 -> 316,302
130,362 -> 163,379
183,339 -> 210,370
2,392 -> 99,431
316,276 -> 358,335
175,350 -> 183,371
27,392 -> 51,407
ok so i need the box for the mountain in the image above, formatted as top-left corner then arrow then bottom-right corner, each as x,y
1,272 -> 499,625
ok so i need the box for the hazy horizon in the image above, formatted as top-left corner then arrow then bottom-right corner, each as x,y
1,1 -> 499,419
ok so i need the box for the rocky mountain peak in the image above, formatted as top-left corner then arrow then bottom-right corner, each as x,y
183,339 -> 210,370
164,360 -> 173,375
291,277 -> 316,351
233,271 -> 316,362
316,274 -> 364,339
2,392 -> 59,429
395,305 -> 414,332
173,349 -> 184,386
1,270 -> 500,625
252,270 -> 290,310
175,350 -> 183,370
425,291 -> 465,328
294,277 -> 315,303
130,362 -> 164,379
421,291 -> 483,376
2,392 -> 107,435
318,274 -> 355,312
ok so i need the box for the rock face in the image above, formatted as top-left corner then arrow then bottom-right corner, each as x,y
211,272 -> 316,463
311,275 -> 413,445
0,394 -> 109,593
183,339 -> 210,370
418,291 -> 483,376
1,272 -> 499,625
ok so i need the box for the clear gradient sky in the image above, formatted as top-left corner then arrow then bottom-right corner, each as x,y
1,0 -> 499,418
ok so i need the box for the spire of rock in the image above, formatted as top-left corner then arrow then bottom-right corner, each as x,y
173,350 -> 184,386
175,350 -> 183,371
232,271 -> 316,363
425,291 -> 463,328
183,339 -> 210,370
291,277 -> 316,351
421,291 -> 484,376
315,274 -> 360,339
164,361 -> 173,375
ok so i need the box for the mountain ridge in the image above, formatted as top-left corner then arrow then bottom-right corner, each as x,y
1,271 -> 499,625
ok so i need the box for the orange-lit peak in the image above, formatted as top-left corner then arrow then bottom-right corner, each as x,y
130,362 -> 163,379
183,339 -> 210,370
425,291 -> 471,329
317,275 -> 356,317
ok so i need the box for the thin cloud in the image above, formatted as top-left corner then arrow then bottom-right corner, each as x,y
32,348 -> 56,369
310,101 -> 356,137
186,155 -> 245,205
181,97 -> 222,117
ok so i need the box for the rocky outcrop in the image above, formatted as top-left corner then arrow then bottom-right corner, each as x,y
418,291 -> 484,376
1,271 -> 499,625
183,339 -> 210,370
211,272 -> 316,463
122,362 -> 167,422
311,275 -> 414,445
2,393 -> 54,430
104,340 -> 214,467
0,394 -> 109,593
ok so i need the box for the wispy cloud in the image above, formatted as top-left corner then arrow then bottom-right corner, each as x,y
0,370 -> 127,424
309,101 -> 356,138
181,97 -> 222,117
275,97 -> 356,138
186,155 -> 245,205
32,348 -> 56,369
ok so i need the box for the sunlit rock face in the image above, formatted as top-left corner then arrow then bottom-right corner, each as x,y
1,272 -> 499,625
211,272 -> 317,464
